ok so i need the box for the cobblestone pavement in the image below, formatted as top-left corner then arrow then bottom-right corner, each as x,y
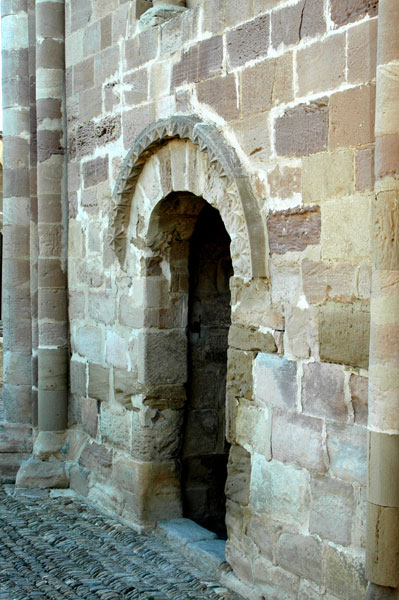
0,487 -> 242,600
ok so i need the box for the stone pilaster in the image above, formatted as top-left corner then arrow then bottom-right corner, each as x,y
367,0 -> 399,594
1,0 -> 33,424
36,0 -> 68,431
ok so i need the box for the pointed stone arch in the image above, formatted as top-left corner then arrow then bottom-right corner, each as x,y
109,115 -> 267,279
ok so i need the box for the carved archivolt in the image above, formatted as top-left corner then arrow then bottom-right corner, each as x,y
110,115 -> 267,278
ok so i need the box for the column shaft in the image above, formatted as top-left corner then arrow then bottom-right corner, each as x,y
36,0 -> 68,431
1,0 -> 33,424
367,0 -> 399,592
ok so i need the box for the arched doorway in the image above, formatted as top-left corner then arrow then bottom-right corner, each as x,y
109,116 -> 268,530
183,203 -> 232,536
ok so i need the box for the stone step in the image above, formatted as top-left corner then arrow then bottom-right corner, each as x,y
156,517 -> 227,576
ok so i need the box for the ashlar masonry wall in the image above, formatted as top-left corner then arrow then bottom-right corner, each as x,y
64,1 -> 378,599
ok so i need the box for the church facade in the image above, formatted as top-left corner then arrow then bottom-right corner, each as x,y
2,0 -> 399,598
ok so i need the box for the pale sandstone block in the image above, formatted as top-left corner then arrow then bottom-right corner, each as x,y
284,305 -> 318,359
302,150 -> 354,204
326,422 -> 367,485
240,54 -> 293,116
249,455 -> 310,529
88,291 -> 116,325
319,301 -> 370,369
254,353 -> 297,411
302,259 -> 357,305
297,33 -> 345,97
81,397 -> 99,439
270,259 -> 301,304
271,0 -> 325,49
70,360 -> 87,397
225,444 -> 251,507
272,409 -> 325,473
355,146 -> 375,192
228,324 -> 276,353
268,166 -> 301,200
231,278 -> 284,331
276,533 -> 322,584
101,406 -> 131,452
329,84 -> 376,149
75,326 -> 104,363
88,363 -> 110,402
252,556 -> 300,597
235,399 -> 272,458
105,330 -> 128,370
310,475 -> 354,546
232,113 -> 271,166
321,195 -> 371,260
227,348 -> 254,402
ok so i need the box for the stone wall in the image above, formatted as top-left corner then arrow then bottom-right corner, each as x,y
64,0 -> 377,598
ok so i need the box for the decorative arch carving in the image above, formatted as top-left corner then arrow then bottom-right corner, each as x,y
109,115 -> 267,278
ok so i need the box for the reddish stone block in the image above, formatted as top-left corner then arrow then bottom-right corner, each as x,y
275,99 -> 329,156
330,0 -> 378,27
172,36 -> 223,87
226,14 -> 270,68
347,18 -> 378,85
267,206 -> 321,254
83,155 -> 109,188
122,103 -> 156,149
196,75 -> 239,122
272,0 -> 325,49
302,362 -> 348,423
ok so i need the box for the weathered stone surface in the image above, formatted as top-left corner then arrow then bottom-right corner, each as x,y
319,301 -> 370,369
240,54 -> 293,117
88,291 -> 115,325
252,555 -> 300,598
172,36 -> 223,87
271,0 -> 325,48
247,514 -> 274,562
275,99 -> 328,157
310,475 -> 354,545
270,259 -> 301,305
137,330 -> 187,385
101,407 -> 131,452
284,305 -> 319,359
79,441 -> 113,477
302,149 -> 354,204
329,84 -> 376,149
225,541 -> 252,584
225,444 -> 251,507
302,260 -> 357,304
268,166 -> 301,200
276,534 -> 322,584
122,103 -> 156,149
325,544 -> 367,600
226,14 -> 270,68
232,113 -> 270,164
321,195 -> 371,261
75,326 -> 104,363
254,353 -> 297,411
302,362 -> 347,422
88,363 -> 109,402
0,453 -> 31,483
249,455 -> 310,529
0,424 -> 32,453
131,407 -> 183,459
348,18 -> 377,85
297,33 -> 345,96
226,348 -> 254,402
196,75 -> 239,122
272,409 -> 325,473
228,324 -> 276,353
236,399 -> 272,458
330,0 -> 378,27
105,331 -> 128,370
356,146 -> 375,192
267,206 -> 321,254
33,431 -> 66,461
327,422 -> 367,484
82,155 -> 108,188
16,457 -> 68,489
349,373 -> 368,426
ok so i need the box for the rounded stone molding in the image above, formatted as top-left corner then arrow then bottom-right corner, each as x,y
110,115 -> 267,279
